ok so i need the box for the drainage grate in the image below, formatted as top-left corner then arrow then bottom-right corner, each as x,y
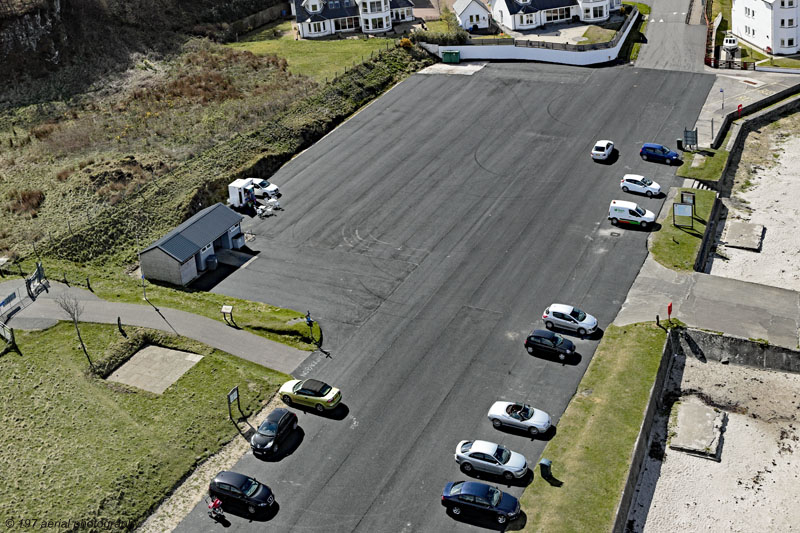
743,79 -> 758,85
611,232 -> 621,237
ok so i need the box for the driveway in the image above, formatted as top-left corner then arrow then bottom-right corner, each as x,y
177,63 -> 714,532
635,0 -> 707,72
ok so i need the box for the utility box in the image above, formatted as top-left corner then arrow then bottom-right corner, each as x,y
442,50 -> 460,63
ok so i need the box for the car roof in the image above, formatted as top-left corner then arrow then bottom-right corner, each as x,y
470,440 -> 500,455
611,200 -> 639,209
301,379 -> 328,393
549,303 -> 574,314
530,329 -> 557,339
461,481 -> 493,498
642,143 -> 664,149
595,139 -> 612,145
622,174 -> 644,181
266,408 -> 289,423
214,471 -> 250,488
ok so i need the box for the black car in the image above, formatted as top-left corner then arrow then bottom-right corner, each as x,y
209,471 -> 275,515
524,329 -> 575,361
441,481 -> 520,525
251,408 -> 298,455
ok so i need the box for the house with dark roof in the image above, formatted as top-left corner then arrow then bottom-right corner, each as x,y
491,0 -> 620,31
290,0 -> 414,38
139,203 -> 245,286
454,0 -> 491,30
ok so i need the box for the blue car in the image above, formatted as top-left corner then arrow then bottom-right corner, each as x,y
441,481 -> 520,525
640,143 -> 681,165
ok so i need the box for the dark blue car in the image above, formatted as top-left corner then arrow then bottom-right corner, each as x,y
441,481 -> 520,525
640,143 -> 681,165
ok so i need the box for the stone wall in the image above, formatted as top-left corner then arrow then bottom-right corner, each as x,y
677,328 -> 800,374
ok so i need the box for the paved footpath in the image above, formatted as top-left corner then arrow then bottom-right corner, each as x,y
1,280 -> 309,374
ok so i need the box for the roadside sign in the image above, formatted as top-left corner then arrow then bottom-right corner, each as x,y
681,191 -> 696,205
683,129 -> 698,148
673,203 -> 694,228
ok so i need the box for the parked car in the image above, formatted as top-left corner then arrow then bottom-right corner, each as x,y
441,481 -> 520,525
250,408 -> 298,456
620,174 -> 661,197
252,178 -> 281,198
208,471 -> 275,516
487,401 -> 552,436
542,303 -> 598,336
591,140 -> 614,160
279,378 -> 341,412
608,199 -> 656,229
454,440 -> 528,480
640,143 -> 681,165
524,329 -> 575,360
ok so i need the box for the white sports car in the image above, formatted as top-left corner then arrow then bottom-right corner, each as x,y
487,401 -> 551,436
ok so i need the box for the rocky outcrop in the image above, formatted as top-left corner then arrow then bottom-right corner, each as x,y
0,0 -> 66,76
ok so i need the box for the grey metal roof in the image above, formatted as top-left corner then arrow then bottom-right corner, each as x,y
142,203 -> 243,263
453,0 -> 489,15
294,0 -> 413,22
500,0 -> 577,15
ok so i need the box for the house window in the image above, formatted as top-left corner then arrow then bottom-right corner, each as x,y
310,3 -> 319,10
344,0 -> 352,6
384,0 -> 389,9
593,6 -> 604,17
361,3 -> 367,12
790,19 -> 795,26
546,7 -> 570,22
524,13 -> 534,24
371,17 -> 384,29
312,21 -> 324,32
781,38 -> 786,46
369,0 -> 381,11
329,0 -> 340,7
791,38 -> 796,46
334,16 -> 360,29
790,0 -> 795,6
519,14 -> 523,24
584,8 -> 590,17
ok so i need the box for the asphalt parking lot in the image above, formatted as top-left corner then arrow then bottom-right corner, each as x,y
179,62 -> 714,532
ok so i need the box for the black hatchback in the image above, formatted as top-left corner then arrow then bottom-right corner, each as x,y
209,471 -> 275,516
524,329 -> 575,361
251,408 -> 298,456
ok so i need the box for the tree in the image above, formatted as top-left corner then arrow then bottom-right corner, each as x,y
56,293 -> 94,370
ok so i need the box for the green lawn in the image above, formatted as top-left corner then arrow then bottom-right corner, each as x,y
765,55 -> 800,68
676,147 -> 730,182
230,19 -> 394,81
19,256 -> 320,351
1,322 -> 289,528
713,0 -> 732,45
425,20 -> 450,33
621,3 -> 651,62
740,44 -> 767,61
581,26 -> 617,44
650,188 -> 717,272
520,323 -> 667,532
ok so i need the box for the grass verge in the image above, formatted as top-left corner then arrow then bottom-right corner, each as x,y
620,3 -> 651,62
650,188 -> 717,272
230,20 -> 394,82
520,322 -> 667,532
581,26 -> 617,44
676,147 -> 730,182
0,322 -> 289,528
764,56 -> 800,68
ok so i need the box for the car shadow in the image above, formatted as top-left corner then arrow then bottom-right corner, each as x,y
459,466 -> 535,488
445,509 -> 528,531
552,327 -> 605,342
530,350 -> 582,366
288,402 -> 350,421
253,427 -> 305,462
222,501 -> 280,523
493,424 -> 557,442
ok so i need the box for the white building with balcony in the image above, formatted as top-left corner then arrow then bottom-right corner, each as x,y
732,0 -> 799,55
292,0 -> 415,38
491,0 -> 621,31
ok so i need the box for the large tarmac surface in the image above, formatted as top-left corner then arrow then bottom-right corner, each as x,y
178,63 -> 714,532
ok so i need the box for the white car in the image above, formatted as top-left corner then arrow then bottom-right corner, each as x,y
542,303 -> 598,336
487,401 -> 551,436
252,178 -> 280,199
620,174 -> 661,198
454,439 -> 528,480
591,140 -> 614,160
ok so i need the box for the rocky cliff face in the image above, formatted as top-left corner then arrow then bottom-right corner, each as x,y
0,0 -> 66,76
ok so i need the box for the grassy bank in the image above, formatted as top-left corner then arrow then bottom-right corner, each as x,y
650,188 -> 717,272
0,322 -> 289,529
230,20 -> 394,82
520,322 -> 666,532
677,147 -> 730,182
620,3 -> 651,62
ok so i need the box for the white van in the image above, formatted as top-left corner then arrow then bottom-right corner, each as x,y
608,200 -> 655,229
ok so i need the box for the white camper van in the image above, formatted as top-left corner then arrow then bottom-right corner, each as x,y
608,200 -> 655,229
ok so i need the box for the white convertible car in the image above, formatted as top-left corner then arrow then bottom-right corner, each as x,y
487,401 -> 552,436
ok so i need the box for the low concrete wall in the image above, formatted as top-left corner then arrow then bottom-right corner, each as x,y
679,328 -> 800,373
693,195 -> 722,272
611,330 -> 677,533
755,65 -> 800,74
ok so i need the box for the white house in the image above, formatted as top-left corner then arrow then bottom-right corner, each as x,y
454,0 -> 492,30
491,0 -> 621,32
732,0 -> 799,55
292,0 -> 415,38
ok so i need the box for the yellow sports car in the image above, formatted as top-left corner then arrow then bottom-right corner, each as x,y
279,379 -> 341,412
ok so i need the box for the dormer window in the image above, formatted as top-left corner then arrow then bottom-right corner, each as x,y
516,0 -> 531,4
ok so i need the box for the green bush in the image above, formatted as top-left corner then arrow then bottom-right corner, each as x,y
411,7 -> 469,45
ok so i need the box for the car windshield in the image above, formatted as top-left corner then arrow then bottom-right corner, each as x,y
258,421 -> 278,437
553,335 -> 564,346
593,145 -> 604,152
494,446 -> 511,464
488,486 -> 501,507
460,441 -> 473,453
570,308 -> 587,322
642,177 -> 653,186
520,405 -> 533,420
635,206 -> 646,217
241,478 -> 259,497
255,179 -> 271,188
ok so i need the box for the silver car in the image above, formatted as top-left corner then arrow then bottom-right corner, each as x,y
620,174 -> 661,198
542,303 -> 598,336
487,401 -> 551,436
454,440 -> 528,480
